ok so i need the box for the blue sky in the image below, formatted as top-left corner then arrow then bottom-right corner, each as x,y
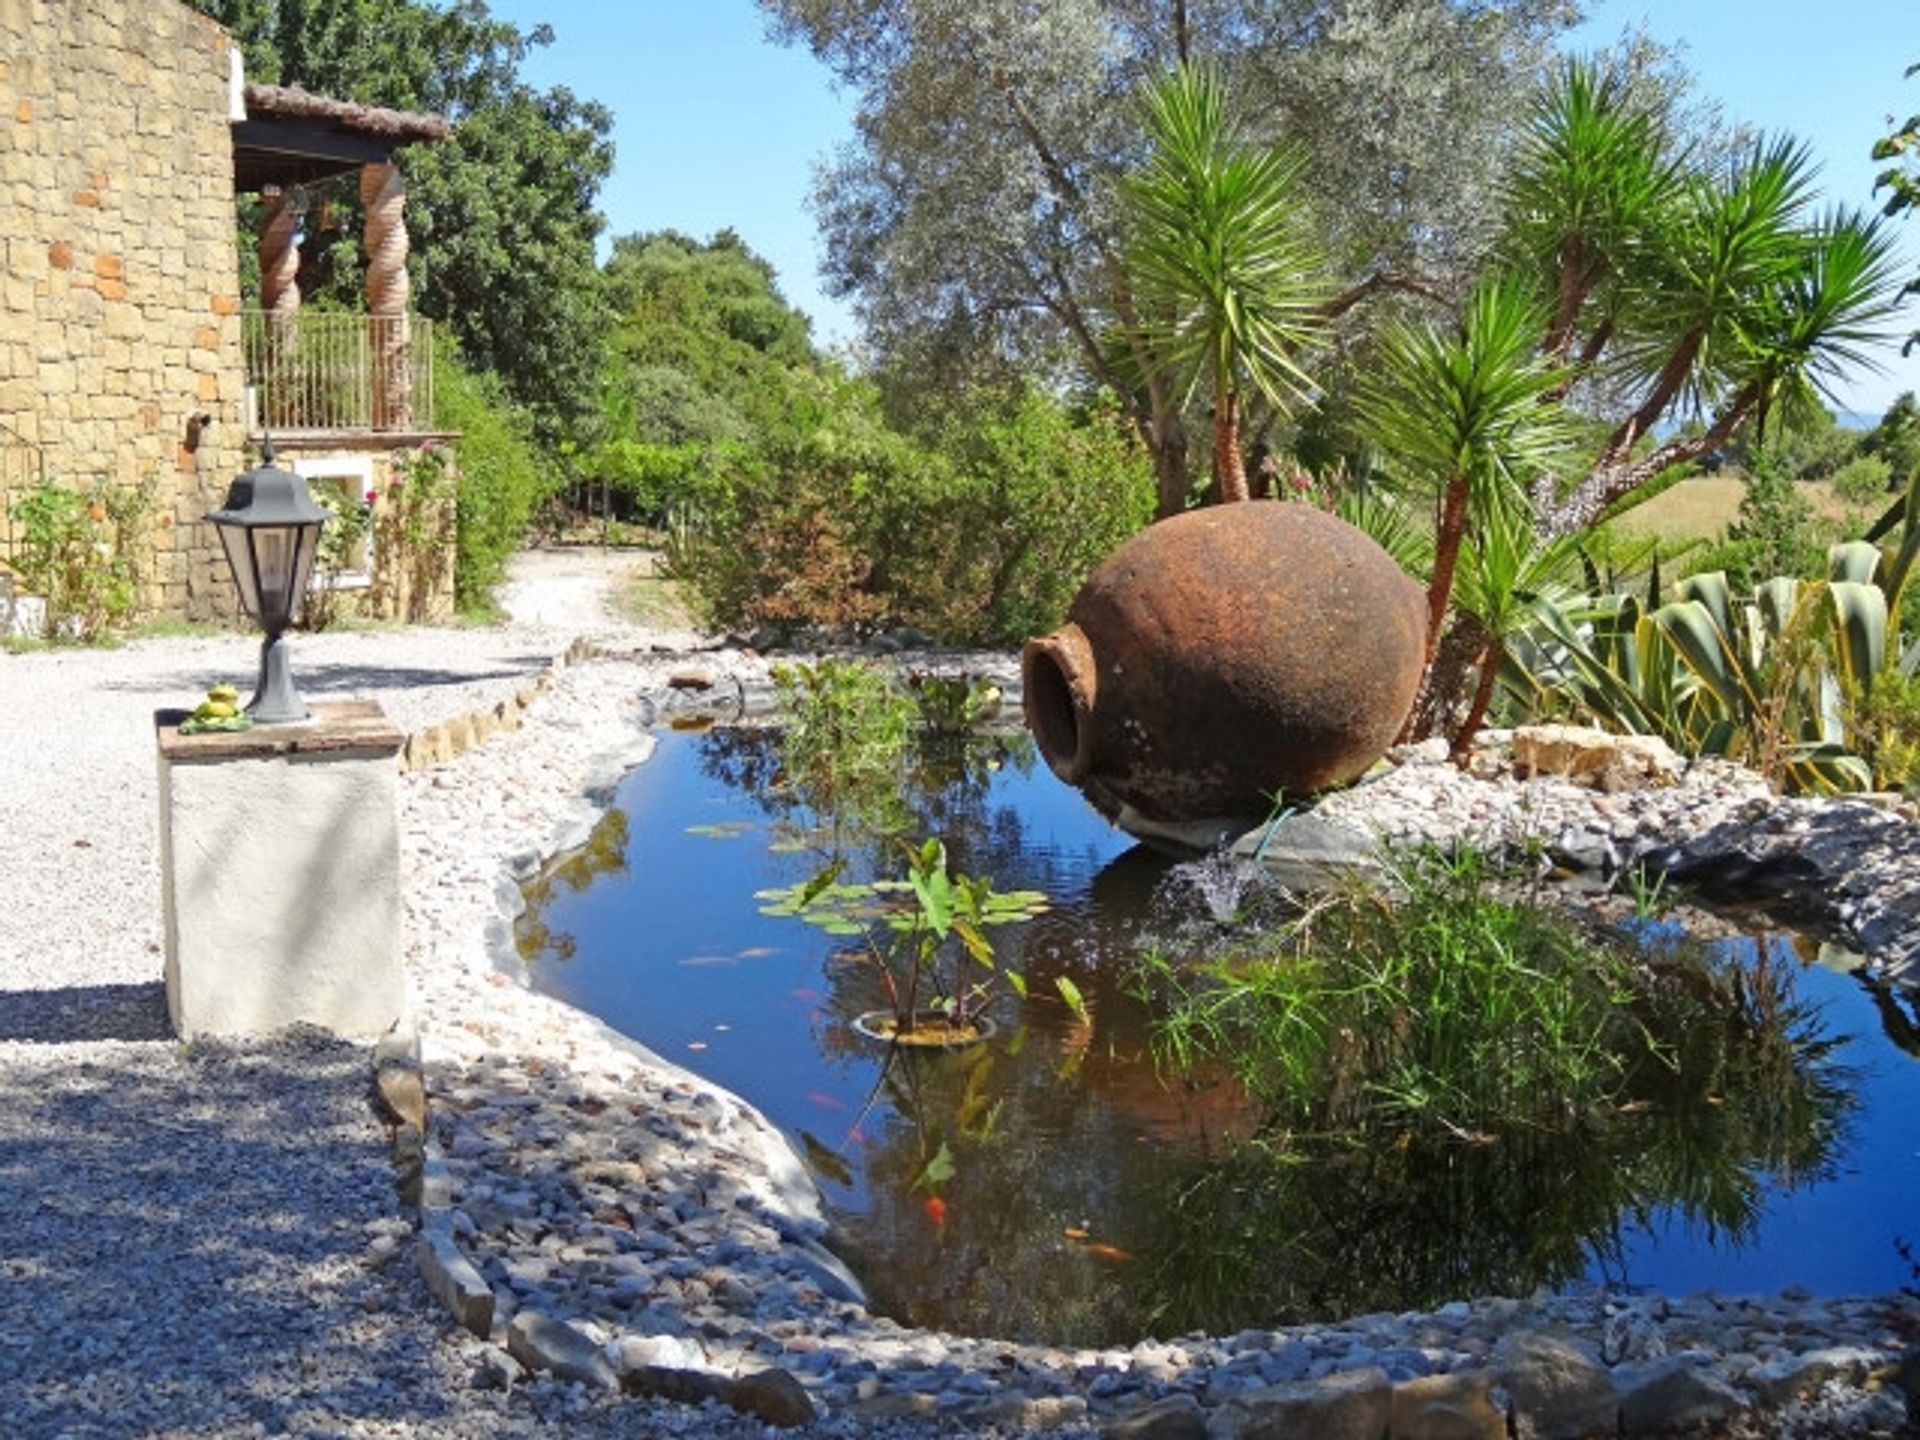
493,0 -> 1919,418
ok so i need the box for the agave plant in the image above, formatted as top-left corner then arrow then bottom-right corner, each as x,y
1520,537 -> 1920,794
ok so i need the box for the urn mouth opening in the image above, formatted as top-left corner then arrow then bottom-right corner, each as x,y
1022,628 -> 1094,785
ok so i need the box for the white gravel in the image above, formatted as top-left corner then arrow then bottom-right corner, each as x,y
0,550 -> 768,1438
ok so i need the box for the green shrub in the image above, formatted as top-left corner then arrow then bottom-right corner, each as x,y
667,374 -> 1153,644
871,390 -> 1156,644
6,477 -> 154,640
433,348 -> 555,615
1831,454 -> 1894,510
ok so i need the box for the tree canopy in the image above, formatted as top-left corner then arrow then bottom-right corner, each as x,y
759,0 -> 1578,514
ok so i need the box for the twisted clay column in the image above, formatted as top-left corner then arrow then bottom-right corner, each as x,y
258,190 -> 302,429
360,161 -> 413,430
259,189 -> 301,317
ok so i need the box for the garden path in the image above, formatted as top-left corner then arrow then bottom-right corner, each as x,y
0,553 -> 778,1437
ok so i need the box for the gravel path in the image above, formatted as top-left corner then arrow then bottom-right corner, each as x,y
0,550 -> 743,1438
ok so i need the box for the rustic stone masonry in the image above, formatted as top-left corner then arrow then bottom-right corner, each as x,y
0,0 -> 243,620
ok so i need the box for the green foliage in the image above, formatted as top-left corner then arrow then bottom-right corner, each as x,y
302,482 -> 373,631
6,478 -> 154,641
1519,539 -> 1920,793
1716,449 -> 1827,587
1862,392 -> 1920,486
757,837 -> 1046,1038
1133,890 -> 1852,1332
593,230 -> 818,520
1831,454 -> 1895,510
1140,847 -> 1841,1144
376,441 -> 458,622
771,658 -> 919,834
432,347 -> 554,614
1871,63 -> 1920,355
1121,63 -> 1326,500
871,389 -> 1155,644
669,371 -> 1152,645
763,0 -> 1578,512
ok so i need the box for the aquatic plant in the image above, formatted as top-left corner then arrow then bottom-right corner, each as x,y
1129,854 -> 1858,1330
758,837 -> 1050,1046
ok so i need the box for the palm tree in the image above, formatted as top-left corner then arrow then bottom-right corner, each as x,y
1122,63 -> 1327,504
1357,274 -> 1580,669
1446,497 -> 1581,761
1505,62 -> 1907,529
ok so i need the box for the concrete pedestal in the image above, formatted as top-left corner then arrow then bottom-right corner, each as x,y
157,699 -> 406,1038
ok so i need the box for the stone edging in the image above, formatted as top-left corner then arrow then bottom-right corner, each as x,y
382,658 -> 1920,1437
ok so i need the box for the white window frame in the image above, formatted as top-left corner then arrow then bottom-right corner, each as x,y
292,455 -> 376,592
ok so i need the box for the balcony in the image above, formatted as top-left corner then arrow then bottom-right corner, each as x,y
241,310 -> 436,440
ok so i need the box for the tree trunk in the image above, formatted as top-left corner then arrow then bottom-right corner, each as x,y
1215,390 -> 1250,504
1152,410 -> 1190,519
1424,475 -> 1470,664
1450,638 -> 1504,766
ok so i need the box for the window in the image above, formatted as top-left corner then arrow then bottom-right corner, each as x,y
291,455 -> 376,591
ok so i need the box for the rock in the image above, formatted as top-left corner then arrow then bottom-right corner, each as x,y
1495,1332 -> 1618,1440
1512,725 -> 1681,792
1229,813 -> 1383,887
667,668 -> 716,692
1748,1345 -> 1882,1405
504,1310 -> 617,1391
846,1391 -> 942,1422
415,1231 -> 494,1339
1389,1370 -> 1505,1440
471,1346 -> 525,1390
970,1394 -> 1089,1431
722,1367 -> 816,1428
1616,1357 -> 1747,1434
1210,1366 -> 1391,1440
1101,1392 -> 1207,1440
375,1060 -> 428,1131
1880,1347 -> 1920,1404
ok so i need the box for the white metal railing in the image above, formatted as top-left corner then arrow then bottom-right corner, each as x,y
241,311 -> 434,434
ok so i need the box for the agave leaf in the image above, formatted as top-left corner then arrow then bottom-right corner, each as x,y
1827,540 -> 1882,586
1824,580 -> 1888,694
1652,599 -> 1742,713
1678,572 -> 1735,649
1754,576 -> 1800,640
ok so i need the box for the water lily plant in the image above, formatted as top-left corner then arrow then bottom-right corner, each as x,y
758,837 -> 1055,1046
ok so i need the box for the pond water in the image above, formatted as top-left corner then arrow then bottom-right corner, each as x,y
516,725 -> 1920,1346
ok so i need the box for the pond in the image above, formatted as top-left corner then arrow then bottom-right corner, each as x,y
515,724 -> 1920,1347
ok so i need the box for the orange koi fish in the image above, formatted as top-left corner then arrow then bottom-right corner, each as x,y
923,1194 -> 948,1228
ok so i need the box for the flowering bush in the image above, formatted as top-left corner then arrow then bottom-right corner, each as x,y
7,477 -> 154,640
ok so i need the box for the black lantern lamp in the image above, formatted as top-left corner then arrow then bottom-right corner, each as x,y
206,439 -> 328,724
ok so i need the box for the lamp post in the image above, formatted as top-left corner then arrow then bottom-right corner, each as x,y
206,440 -> 328,724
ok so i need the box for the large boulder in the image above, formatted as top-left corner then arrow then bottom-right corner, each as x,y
1023,503 -> 1426,826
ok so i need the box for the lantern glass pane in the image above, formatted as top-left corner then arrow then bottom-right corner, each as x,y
288,522 -> 322,622
252,526 -> 297,627
215,523 -> 262,620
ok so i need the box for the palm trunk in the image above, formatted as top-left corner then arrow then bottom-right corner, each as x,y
1424,475 -> 1470,663
1152,409 -> 1191,519
1450,637 -> 1503,766
1214,390 -> 1249,504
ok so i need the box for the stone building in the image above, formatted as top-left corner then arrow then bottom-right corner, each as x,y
0,0 -> 451,627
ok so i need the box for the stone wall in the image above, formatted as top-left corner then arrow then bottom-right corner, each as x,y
0,0 -> 244,620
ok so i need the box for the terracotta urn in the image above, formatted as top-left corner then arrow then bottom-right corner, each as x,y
1022,502 -> 1427,827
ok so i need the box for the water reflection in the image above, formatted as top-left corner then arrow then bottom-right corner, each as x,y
514,727 -> 1916,1345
